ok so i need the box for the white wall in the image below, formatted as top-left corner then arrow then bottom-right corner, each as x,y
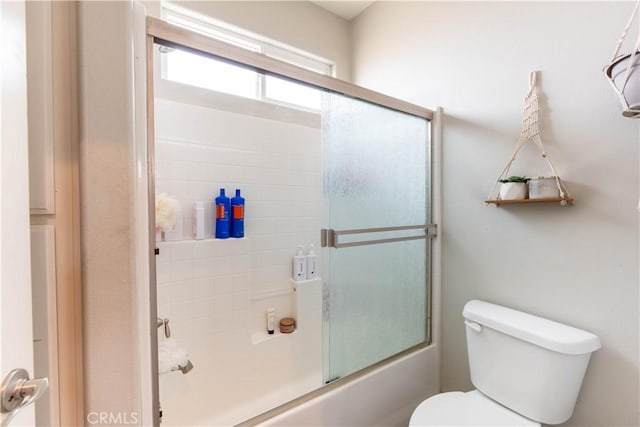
352,2 -> 639,426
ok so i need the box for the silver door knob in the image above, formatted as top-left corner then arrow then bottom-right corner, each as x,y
1,368 -> 48,421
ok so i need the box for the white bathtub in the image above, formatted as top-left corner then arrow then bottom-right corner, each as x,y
159,343 -> 439,427
254,344 -> 440,427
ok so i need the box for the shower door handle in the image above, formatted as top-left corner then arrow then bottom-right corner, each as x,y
321,224 -> 437,249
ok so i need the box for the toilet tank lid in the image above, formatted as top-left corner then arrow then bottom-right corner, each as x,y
462,300 -> 601,355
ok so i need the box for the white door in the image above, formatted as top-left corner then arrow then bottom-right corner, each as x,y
1,1 -> 48,426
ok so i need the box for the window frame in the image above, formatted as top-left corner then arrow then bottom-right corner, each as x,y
160,3 -> 334,111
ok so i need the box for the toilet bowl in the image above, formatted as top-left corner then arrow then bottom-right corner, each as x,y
409,390 -> 539,426
409,300 -> 601,426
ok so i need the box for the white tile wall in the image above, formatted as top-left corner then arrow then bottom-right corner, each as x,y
158,276 -> 324,427
155,96 -> 325,426
154,97 -> 322,348
156,239 -> 250,356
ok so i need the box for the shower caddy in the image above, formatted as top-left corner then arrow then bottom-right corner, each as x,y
485,71 -> 573,206
604,0 -> 640,118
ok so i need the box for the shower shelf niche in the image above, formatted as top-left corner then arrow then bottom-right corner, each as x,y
249,278 -> 321,345
251,329 -> 298,345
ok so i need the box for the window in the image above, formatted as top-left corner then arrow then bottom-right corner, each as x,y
160,4 -> 334,110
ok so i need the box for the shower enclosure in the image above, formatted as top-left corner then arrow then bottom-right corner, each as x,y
146,16 -> 436,426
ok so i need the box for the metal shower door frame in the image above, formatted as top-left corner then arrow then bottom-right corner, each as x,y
144,15 -> 441,426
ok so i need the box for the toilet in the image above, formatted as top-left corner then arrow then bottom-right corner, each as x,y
410,300 -> 601,426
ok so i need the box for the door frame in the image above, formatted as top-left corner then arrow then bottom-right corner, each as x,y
26,2 -> 85,425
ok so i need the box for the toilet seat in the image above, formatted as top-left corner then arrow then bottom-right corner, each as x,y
409,390 -> 540,426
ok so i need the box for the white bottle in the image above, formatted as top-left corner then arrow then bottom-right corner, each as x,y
193,201 -> 205,240
306,244 -> 317,279
164,207 -> 183,241
266,307 -> 275,335
293,245 -> 307,282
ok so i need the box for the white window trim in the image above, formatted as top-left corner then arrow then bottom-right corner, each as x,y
161,2 -> 334,76
160,3 -> 333,111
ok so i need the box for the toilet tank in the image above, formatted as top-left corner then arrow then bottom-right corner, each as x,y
462,300 -> 601,425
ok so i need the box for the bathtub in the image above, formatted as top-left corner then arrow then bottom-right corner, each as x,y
158,343 -> 439,427
251,344 -> 440,427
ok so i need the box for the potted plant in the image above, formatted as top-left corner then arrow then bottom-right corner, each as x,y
499,176 -> 529,200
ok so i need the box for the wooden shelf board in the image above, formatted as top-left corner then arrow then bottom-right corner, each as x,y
485,197 -> 574,206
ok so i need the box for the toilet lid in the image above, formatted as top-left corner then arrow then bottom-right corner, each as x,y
409,390 -> 540,426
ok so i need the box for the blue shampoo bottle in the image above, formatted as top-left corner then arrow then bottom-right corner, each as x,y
215,189 -> 230,239
231,189 -> 245,238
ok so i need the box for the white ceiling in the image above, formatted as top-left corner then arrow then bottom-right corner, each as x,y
311,1 -> 374,21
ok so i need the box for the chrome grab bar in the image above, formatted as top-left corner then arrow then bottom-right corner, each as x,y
321,224 -> 437,249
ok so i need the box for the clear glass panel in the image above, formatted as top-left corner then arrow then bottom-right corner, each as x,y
265,75 -> 321,110
164,48 -> 258,99
322,92 -> 430,381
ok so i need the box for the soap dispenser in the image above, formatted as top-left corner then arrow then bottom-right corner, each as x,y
293,246 -> 307,282
306,244 -> 317,279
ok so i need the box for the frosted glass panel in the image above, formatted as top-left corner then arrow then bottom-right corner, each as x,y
326,241 -> 427,379
322,94 -> 428,230
322,92 -> 430,381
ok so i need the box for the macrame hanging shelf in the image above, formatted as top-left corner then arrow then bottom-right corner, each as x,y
486,71 -> 573,206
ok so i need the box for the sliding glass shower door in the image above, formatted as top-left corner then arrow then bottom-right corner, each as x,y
321,93 -> 431,382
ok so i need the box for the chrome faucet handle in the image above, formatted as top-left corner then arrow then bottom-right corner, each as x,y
156,317 -> 171,338
163,318 -> 171,338
178,360 -> 193,374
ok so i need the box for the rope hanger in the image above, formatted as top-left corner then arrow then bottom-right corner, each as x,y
487,71 -> 571,204
605,0 -> 640,118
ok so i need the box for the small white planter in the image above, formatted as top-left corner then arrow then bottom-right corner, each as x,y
499,182 -> 528,200
528,177 -> 560,199
606,51 -> 640,118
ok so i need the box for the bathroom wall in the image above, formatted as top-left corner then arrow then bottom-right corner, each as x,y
154,86 -> 321,327
352,2 -> 639,426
